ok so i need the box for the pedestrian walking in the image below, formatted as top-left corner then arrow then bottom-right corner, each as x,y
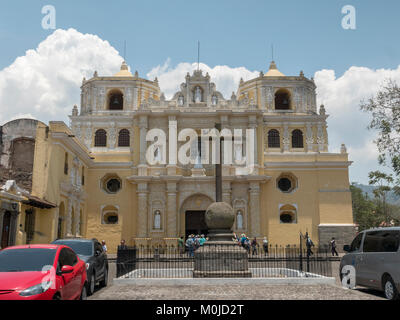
330,237 -> 339,256
305,232 -> 314,257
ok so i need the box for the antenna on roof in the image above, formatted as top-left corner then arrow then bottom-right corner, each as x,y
197,41 -> 200,71
271,44 -> 274,61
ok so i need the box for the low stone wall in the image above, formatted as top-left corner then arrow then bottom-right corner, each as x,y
318,225 -> 356,252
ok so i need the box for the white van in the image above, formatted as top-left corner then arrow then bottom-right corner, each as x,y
340,227 -> 400,300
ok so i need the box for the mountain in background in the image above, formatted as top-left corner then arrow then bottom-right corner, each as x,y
352,183 -> 400,206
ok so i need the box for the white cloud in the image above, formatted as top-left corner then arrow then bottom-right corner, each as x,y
0,28 -> 123,125
314,65 -> 400,183
147,59 -> 258,99
2,29 -> 400,184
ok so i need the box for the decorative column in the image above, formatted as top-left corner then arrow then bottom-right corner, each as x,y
166,182 -> 178,243
222,181 -> 231,205
139,116 -> 148,176
66,199 -> 73,236
248,115 -> 258,174
317,123 -> 325,152
305,122 -> 314,152
74,203 -> 81,237
282,122 -> 290,152
136,183 -> 148,241
167,117 -> 178,175
249,182 -> 261,238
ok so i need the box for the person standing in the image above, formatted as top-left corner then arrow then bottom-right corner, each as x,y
186,235 -> 194,257
178,236 -> 185,254
101,240 -> 108,253
330,237 -> 339,256
118,239 -> 127,250
251,237 -> 258,256
262,237 -> 269,256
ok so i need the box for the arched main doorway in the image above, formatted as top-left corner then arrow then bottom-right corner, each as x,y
180,194 -> 213,239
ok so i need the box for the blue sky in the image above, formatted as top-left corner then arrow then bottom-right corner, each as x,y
0,0 -> 399,185
0,0 -> 399,76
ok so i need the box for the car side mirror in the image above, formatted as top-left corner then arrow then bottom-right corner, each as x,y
61,265 -> 74,274
343,245 -> 350,252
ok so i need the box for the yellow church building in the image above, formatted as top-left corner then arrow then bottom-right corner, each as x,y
0,61 -> 355,253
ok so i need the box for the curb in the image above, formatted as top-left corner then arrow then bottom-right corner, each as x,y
112,277 -> 336,286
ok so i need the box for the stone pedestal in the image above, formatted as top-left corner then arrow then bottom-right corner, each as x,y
194,201 -> 251,278
193,242 -> 251,278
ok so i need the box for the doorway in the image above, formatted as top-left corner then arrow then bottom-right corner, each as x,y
1,211 -> 11,249
185,210 -> 208,239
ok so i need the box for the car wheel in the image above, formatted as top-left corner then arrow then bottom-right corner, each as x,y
88,274 -> 95,295
100,267 -> 108,287
383,276 -> 399,300
80,284 -> 87,300
52,293 -> 61,300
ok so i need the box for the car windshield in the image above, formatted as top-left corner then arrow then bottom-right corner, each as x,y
53,240 -> 93,256
0,248 -> 57,272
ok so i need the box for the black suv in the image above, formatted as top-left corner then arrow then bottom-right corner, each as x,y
52,238 -> 108,295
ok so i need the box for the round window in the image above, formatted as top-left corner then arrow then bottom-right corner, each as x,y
278,178 -> 292,192
106,178 -> 121,193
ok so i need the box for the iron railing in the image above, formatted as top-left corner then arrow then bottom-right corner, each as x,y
115,244 -> 333,279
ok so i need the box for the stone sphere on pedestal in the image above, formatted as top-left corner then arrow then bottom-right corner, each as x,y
205,202 -> 235,230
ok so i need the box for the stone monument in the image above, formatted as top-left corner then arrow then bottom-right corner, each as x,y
193,202 -> 251,277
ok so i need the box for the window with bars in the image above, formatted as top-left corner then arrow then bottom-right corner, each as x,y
118,129 -> 130,147
292,129 -> 304,148
268,129 -> 280,148
94,129 -> 107,147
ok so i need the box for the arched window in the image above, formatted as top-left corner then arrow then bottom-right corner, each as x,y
108,89 -> 124,110
95,129 -> 107,147
118,129 -> 130,147
275,89 -> 291,110
102,205 -> 119,225
268,129 -> 280,148
291,129 -> 304,148
279,204 -> 297,224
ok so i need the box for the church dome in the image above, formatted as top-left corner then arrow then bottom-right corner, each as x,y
114,61 -> 133,77
265,61 -> 285,77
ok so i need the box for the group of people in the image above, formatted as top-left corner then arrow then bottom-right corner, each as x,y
233,233 -> 270,256
111,234 -> 340,257
178,234 -> 208,256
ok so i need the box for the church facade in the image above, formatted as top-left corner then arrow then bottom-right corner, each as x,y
0,60 -> 356,253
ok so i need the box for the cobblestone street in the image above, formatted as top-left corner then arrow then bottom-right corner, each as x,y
89,283 -> 385,300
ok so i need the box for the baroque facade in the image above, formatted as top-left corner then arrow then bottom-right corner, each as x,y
0,60 -> 356,253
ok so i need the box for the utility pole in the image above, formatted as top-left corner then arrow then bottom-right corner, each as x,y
215,123 -> 222,202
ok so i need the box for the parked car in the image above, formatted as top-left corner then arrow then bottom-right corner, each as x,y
340,227 -> 400,300
52,238 -> 108,295
0,244 -> 87,300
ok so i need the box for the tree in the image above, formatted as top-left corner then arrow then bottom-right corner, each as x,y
368,171 -> 394,225
350,184 -> 379,231
360,80 -> 400,185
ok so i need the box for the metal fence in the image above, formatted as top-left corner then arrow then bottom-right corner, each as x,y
115,244 -> 332,279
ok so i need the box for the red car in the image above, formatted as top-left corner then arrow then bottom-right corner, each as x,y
0,244 -> 87,300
